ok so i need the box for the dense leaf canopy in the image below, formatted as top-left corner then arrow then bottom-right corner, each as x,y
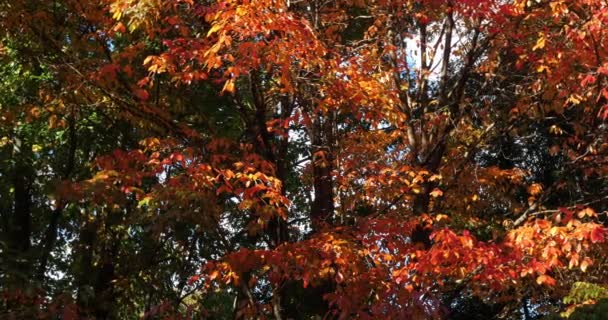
1,0 -> 607,319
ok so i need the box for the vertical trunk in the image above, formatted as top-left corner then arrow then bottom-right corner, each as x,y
265,101 -> 290,320
75,218 -> 120,319
12,165 -> 32,254
249,73 -> 289,247
232,272 -> 257,319
413,143 -> 446,216
272,290 -> 283,320
311,112 -> 335,231
36,206 -> 62,281
413,6 -> 472,217
439,7 -> 455,105
37,107 -> 77,280
93,241 -> 118,320
418,22 -> 429,113
269,137 -> 289,246
75,220 -> 96,316
522,296 -> 531,320
7,138 -> 33,285
237,74 -> 292,318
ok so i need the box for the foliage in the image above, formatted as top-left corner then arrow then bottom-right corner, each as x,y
543,282 -> 608,319
545,299 -> 608,320
563,282 -> 608,305
0,0 -> 607,319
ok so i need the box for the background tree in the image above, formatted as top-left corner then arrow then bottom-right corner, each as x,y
0,0 -> 607,319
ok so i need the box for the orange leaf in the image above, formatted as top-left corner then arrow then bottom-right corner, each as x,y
112,22 -> 126,33
536,274 -> 556,286
209,270 -> 219,280
577,208 -> 595,218
48,114 -> 58,129
527,183 -> 543,196
580,258 -> 592,272
222,80 -> 235,94
430,188 -> 443,198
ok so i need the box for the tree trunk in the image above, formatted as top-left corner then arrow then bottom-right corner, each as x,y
7,138 -> 33,285
37,106 -> 77,280
311,112 -> 335,231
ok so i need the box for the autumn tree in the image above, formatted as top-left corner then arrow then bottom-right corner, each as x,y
1,0 -> 607,319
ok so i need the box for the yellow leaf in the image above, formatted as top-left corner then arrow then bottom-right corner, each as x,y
429,174 -> 442,182
537,65 -> 549,73
533,35 -> 546,51
549,125 -> 563,135
0,137 -> 9,147
143,55 -> 154,66
235,7 -> 247,16
566,94 -> 583,105
435,214 -> 449,222
207,24 -> 222,37
112,10 -> 122,20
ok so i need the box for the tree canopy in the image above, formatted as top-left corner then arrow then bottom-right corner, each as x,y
0,0 -> 607,319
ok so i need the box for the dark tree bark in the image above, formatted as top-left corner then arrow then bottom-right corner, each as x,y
311,112 -> 335,231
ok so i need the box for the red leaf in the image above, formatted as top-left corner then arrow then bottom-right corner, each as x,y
580,74 -> 596,86
590,227 -> 606,243
134,89 -> 149,101
188,275 -> 200,284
